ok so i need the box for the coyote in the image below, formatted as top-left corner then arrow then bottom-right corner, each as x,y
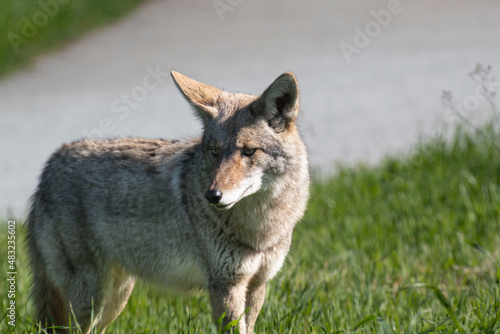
27,71 -> 310,333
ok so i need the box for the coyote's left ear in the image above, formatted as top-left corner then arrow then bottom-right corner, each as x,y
171,71 -> 221,123
251,72 -> 299,132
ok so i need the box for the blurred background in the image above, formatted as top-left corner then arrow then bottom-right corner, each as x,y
1,0 -> 499,217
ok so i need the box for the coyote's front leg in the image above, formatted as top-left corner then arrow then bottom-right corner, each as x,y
209,280 -> 248,333
245,279 -> 266,334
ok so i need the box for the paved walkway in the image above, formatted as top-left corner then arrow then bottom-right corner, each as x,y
1,0 -> 499,216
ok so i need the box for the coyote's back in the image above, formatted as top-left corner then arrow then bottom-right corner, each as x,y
27,71 -> 310,333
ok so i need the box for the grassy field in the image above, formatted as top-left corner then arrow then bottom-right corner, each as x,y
1,125 -> 499,333
0,0 -> 147,79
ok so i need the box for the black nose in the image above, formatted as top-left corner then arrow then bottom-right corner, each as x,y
205,189 -> 223,204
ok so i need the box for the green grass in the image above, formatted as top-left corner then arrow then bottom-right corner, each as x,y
0,0 -> 147,79
1,125 -> 500,333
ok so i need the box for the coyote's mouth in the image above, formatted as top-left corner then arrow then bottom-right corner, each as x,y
210,184 -> 253,210
212,202 -> 234,210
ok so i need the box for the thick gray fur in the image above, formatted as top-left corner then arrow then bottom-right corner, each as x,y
27,71 -> 310,333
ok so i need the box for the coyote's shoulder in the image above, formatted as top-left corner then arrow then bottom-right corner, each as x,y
28,71 -> 310,334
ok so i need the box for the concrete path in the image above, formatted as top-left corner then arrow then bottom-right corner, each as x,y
1,0 -> 500,217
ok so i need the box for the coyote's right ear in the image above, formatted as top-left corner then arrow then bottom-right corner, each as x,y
171,71 -> 221,123
251,72 -> 300,132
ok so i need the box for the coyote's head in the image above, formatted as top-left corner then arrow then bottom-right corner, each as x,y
172,71 -> 304,210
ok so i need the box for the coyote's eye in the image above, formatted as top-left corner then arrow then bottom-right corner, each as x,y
210,148 -> 220,157
242,148 -> 257,157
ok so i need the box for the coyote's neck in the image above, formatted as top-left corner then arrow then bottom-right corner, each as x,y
222,168 -> 309,252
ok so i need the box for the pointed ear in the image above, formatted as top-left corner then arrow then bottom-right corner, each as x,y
171,71 -> 221,122
251,72 -> 300,132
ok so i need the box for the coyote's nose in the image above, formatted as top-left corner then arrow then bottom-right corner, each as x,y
205,189 -> 223,204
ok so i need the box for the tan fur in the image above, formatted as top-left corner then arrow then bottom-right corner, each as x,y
209,154 -> 246,193
171,70 -> 222,118
27,71 -> 310,333
95,265 -> 136,332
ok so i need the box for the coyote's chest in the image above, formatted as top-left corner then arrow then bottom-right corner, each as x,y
161,254 -> 206,293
